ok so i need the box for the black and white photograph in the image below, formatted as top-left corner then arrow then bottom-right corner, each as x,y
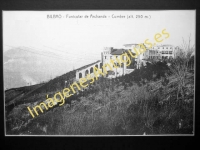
3,10 -> 195,135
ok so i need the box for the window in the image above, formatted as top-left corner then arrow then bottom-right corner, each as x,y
85,70 -> 89,76
169,51 -> 172,54
90,67 -> 93,73
115,63 -> 120,67
79,73 -> 82,78
166,51 -> 168,54
105,56 -> 106,59
100,63 -> 103,68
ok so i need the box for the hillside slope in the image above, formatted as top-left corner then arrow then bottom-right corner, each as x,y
5,60 -> 194,135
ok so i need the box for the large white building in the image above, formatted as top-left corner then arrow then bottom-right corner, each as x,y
124,43 -> 180,68
148,44 -> 179,59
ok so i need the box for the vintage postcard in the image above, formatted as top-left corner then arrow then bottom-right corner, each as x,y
3,10 -> 195,136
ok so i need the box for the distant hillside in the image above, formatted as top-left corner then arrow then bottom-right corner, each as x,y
4,60 -> 100,114
3,46 -> 73,89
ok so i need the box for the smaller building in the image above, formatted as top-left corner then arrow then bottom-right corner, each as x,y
75,60 -> 102,81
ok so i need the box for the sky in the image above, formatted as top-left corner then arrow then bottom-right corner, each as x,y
3,10 -> 195,87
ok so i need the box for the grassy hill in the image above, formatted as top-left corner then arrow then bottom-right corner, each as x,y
5,55 -> 194,135
5,83 -> 45,104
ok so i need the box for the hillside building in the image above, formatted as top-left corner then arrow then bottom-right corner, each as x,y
124,43 -> 180,69
75,44 -> 180,80
101,47 -> 136,78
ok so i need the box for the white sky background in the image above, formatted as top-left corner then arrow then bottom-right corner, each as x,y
3,10 -> 195,80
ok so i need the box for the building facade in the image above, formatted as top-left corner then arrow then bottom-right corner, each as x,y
123,43 -> 148,69
74,44 -> 180,80
101,47 -> 135,78
75,60 -> 102,81
145,44 -> 181,60
123,43 -> 180,69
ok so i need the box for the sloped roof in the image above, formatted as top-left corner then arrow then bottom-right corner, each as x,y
111,49 -> 126,55
161,44 -> 173,47
110,49 -> 137,57
76,60 -> 101,71
156,44 -> 173,47
124,44 -> 138,46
